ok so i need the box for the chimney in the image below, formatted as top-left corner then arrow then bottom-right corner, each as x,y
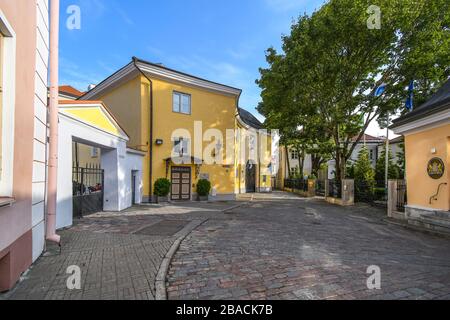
88,84 -> 96,91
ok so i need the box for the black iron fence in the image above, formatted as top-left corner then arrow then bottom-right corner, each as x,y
72,165 -> 104,218
354,180 -> 387,207
315,180 -> 326,197
396,180 -> 407,212
328,180 -> 342,198
284,178 -> 308,193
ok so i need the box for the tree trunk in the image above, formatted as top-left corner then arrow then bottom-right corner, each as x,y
285,146 -> 291,178
298,148 -> 305,178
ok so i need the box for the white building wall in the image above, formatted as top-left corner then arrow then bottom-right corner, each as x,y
57,115 -> 143,228
32,0 -> 49,263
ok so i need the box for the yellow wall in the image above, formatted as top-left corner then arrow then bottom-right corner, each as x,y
150,77 -> 237,196
73,143 -> 100,168
405,124 -> 450,211
234,123 -> 272,193
97,75 -> 239,198
100,77 -> 143,149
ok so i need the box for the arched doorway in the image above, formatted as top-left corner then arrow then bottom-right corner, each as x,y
246,161 -> 256,193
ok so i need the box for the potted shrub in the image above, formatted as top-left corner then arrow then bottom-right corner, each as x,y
154,178 -> 171,203
196,179 -> 211,201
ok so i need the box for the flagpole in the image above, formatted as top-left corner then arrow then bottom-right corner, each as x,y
385,112 -> 389,189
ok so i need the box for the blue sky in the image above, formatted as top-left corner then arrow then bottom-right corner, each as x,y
59,0 -> 325,119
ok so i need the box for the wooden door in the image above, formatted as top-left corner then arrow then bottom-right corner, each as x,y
171,167 -> 191,201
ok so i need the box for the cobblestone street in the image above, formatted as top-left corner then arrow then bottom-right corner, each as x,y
166,193 -> 450,300
1,201 -> 237,300
2,193 -> 450,300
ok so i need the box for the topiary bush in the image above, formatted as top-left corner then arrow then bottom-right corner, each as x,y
197,179 -> 211,197
154,178 -> 171,197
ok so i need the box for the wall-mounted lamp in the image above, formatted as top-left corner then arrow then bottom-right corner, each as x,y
155,139 -> 164,146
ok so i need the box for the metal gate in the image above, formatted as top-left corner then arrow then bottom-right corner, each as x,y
73,166 -> 104,218
245,161 -> 256,193
396,180 -> 407,212
315,180 -> 326,197
354,180 -> 387,208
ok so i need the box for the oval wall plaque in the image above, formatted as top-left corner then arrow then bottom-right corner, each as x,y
427,158 -> 445,179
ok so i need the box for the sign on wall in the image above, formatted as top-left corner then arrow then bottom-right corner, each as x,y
427,158 -> 445,179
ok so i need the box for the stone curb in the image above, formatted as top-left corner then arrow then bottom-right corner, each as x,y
154,219 -> 207,300
384,218 -> 450,239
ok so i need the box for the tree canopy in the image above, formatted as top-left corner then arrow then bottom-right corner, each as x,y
257,0 -> 449,181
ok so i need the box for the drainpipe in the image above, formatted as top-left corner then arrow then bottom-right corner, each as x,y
46,0 -> 61,244
132,57 -> 154,202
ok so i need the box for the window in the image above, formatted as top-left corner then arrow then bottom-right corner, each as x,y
0,13 -> 16,197
173,137 -> 189,156
291,150 -> 298,160
173,92 -> 191,114
90,147 -> 99,158
369,149 -> 374,160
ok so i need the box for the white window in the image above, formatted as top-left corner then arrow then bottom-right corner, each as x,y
173,92 -> 191,114
173,137 -> 189,156
0,11 -> 16,197
90,147 -> 99,158
291,150 -> 298,160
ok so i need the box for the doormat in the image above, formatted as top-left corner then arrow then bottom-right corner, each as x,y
135,220 -> 190,236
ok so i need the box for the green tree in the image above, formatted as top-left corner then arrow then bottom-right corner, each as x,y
257,0 -> 449,182
375,146 -> 400,182
354,147 -> 375,183
396,143 -> 406,179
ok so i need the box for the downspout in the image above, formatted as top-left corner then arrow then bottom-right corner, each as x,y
46,0 -> 61,244
132,57 -> 154,202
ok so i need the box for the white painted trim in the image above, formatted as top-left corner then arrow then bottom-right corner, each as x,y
59,104 -> 129,140
236,114 -> 270,136
82,61 -> 242,100
0,10 -> 16,197
81,63 -> 136,100
137,62 -> 241,97
59,113 -> 129,143
392,109 -> 450,136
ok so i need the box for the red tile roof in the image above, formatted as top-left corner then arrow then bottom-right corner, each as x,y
59,85 -> 85,98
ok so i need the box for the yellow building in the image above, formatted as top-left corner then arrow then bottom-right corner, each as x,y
80,57 -> 272,202
57,85 -> 101,168
392,79 -> 449,220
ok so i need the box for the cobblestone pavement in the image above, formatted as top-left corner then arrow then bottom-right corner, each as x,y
1,201 -> 239,300
167,192 -> 450,300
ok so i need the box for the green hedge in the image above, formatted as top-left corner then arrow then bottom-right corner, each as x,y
197,179 -> 211,196
154,178 -> 171,197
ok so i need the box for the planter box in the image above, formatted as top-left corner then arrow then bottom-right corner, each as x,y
156,196 -> 169,203
197,195 -> 209,202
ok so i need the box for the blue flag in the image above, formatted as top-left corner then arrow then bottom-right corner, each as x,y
405,80 -> 414,111
375,83 -> 387,97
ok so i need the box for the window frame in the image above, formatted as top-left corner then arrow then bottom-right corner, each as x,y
0,10 -> 16,198
172,91 -> 191,115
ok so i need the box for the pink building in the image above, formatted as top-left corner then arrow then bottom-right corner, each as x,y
0,0 -> 51,291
